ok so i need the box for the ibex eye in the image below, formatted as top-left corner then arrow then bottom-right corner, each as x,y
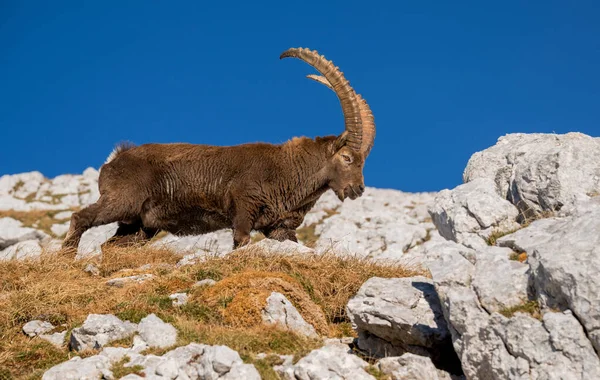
343,155 -> 352,163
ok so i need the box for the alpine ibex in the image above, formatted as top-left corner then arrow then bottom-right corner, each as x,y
62,47 -> 376,251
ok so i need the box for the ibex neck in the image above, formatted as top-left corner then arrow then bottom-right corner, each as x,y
283,136 -> 336,210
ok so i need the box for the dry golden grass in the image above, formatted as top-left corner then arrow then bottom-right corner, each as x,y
198,271 -> 329,335
0,243 -> 423,379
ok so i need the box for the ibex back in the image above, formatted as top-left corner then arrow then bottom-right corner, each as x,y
62,47 -> 376,251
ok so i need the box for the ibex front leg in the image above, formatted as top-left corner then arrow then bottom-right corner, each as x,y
231,206 -> 254,249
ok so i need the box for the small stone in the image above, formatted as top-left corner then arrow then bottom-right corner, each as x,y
194,279 -> 217,287
23,320 -> 54,337
137,313 -> 177,348
262,291 -> 318,338
84,263 -> 100,276
169,292 -> 188,306
39,331 -> 67,348
105,274 -> 153,287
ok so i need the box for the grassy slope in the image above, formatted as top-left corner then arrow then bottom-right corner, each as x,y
0,243 -> 425,379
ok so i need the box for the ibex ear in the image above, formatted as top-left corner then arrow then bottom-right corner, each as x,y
334,131 -> 348,151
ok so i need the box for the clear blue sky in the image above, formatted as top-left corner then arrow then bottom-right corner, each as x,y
1,1 -> 599,192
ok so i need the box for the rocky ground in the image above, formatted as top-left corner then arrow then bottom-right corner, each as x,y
0,131 -> 598,379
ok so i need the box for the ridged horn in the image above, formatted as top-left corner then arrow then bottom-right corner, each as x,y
306,74 -> 376,157
280,48 -> 363,152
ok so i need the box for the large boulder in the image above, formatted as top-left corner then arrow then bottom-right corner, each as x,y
429,178 -> 520,248
463,132 -> 600,218
498,200 -> 600,352
347,276 -> 460,373
427,208 -> 600,379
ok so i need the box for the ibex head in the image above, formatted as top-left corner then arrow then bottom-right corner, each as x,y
281,48 -> 376,201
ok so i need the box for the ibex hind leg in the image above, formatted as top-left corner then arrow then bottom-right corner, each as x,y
62,196 -> 138,252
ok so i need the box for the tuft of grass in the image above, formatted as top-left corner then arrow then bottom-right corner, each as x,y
509,251 -> 528,263
108,335 -> 136,348
486,227 -> 521,246
179,302 -> 222,323
192,268 -> 223,282
515,199 -> 557,227
110,357 -> 144,378
196,271 -> 329,335
366,365 -> 391,380
0,367 -> 13,380
12,180 -> 25,194
499,300 -> 541,320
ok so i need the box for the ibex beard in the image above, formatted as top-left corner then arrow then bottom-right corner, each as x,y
62,47 -> 376,252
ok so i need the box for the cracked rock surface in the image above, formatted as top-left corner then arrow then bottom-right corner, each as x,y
427,132 -> 600,379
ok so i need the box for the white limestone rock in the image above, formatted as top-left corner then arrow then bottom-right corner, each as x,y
125,343 -> 261,379
0,217 -> 48,250
471,247 -> 530,313
428,178 -> 520,248
53,210 -> 73,220
105,274 -> 153,287
169,292 -> 189,306
313,188 -> 435,258
23,320 -> 55,337
377,353 -> 454,380
262,292 -> 318,338
276,343 -> 375,380
40,331 -> 67,348
0,239 -> 43,261
194,279 -> 217,287
137,313 -> 177,349
153,230 -> 233,265
499,204 -> 600,352
347,277 -> 451,354
69,314 -> 138,351
42,354 -> 113,380
76,222 -> 118,259
50,222 -> 70,237
245,238 -> 316,255
464,132 -> 600,218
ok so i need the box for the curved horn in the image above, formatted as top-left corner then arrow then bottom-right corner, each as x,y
306,74 -> 376,157
280,48 -> 363,152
